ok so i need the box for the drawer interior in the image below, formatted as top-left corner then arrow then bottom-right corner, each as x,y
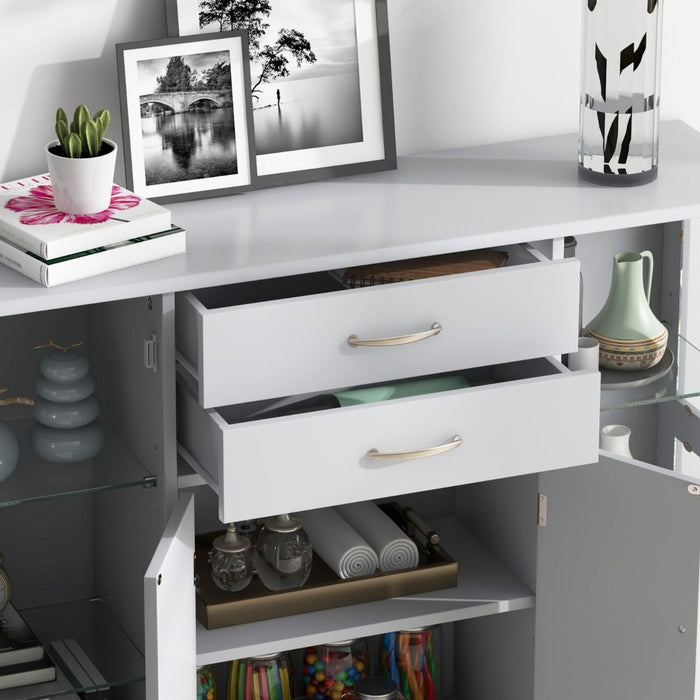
186,244 -> 541,310
213,356 -> 564,425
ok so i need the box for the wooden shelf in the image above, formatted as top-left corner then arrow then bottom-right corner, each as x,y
195,515 -> 534,665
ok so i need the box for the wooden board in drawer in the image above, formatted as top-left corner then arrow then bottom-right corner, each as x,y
175,248 -> 581,408
177,358 -> 600,523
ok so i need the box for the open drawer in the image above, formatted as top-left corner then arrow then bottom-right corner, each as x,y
177,358 -> 600,523
175,245 -> 581,408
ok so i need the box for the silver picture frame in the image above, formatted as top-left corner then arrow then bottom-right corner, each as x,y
116,31 -> 256,203
165,0 -> 396,189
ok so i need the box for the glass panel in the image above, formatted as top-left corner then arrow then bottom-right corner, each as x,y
5,599 -> 144,700
0,422 -> 156,509
601,327 -> 700,410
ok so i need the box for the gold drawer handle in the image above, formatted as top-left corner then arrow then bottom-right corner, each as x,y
367,435 -> 462,461
347,322 -> 442,347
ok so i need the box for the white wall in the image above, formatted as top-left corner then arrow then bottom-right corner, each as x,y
1,0 -> 699,184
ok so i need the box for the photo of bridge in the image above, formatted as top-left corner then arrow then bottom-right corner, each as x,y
136,49 -> 238,186
139,90 -> 233,116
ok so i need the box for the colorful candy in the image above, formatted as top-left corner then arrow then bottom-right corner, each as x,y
198,666 -> 216,699
303,641 -> 368,699
381,629 -> 439,700
228,653 -> 293,700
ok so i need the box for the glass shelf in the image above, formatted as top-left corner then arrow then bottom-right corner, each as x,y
0,599 -> 144,700
0,417 -> 156,509
600,327 -> 700,410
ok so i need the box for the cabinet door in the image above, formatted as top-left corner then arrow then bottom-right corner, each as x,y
144,493 -> 196,700
535,455 -> 700,700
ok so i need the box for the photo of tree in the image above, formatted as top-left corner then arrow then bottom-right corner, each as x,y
197,0 -> 363,157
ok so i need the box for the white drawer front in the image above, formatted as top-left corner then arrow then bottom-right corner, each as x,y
176,254 -> 580,408
177,360 -> 600,523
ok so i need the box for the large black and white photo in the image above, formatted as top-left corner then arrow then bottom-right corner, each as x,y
117,32 -> 255,202
166,0 -> 396,187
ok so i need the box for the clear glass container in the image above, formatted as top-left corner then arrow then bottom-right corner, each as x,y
227,652 -> 294,700
380,627 -> 443,700
578,0 -> 664,185
254,513 -> 312,591
198,665 -> 217,699
208,523 -> 253,592
303,638 -> 369,700
353,677 -> 400,700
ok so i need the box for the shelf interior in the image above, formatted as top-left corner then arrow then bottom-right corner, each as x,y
0,418 -> 156,509
195,515 -> 534,665
600,327 -> 700,410
0,599 -> 144,700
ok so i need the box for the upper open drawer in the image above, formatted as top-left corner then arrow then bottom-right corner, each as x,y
175,245 -> 580,408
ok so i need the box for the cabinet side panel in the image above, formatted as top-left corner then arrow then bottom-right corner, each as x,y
454,608 -> 535,700
89,294 -> 176,650
535,457 -> 700,700
456,474 -> 538,591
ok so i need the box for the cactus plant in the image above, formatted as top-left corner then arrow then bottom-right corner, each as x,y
54,105 -> 111,158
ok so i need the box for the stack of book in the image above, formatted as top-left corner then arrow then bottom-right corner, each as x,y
0,603 -> 55,690
0,174 -> 186,287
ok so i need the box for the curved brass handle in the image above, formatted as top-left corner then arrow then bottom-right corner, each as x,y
347,322 -> 442,348
367,435 -> 462,461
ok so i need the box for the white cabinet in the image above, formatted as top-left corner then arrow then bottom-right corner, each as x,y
3,122 -> 700,699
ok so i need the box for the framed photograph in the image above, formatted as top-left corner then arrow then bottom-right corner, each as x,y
116,32 -> 256,203
165,0 -> 396,188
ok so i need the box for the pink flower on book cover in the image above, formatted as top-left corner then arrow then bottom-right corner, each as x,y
5,185 -> 140,225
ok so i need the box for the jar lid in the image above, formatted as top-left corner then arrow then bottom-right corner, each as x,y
211,524 -> 251,554
354,677 -> 397,700
264,513 -> 304,533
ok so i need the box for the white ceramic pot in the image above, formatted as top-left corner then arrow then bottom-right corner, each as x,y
600,424 -> 633,458
46,138 -> 117,215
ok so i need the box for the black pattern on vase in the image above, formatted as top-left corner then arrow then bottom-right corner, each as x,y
578,0 -> 663,184
595,44 -> 607,100
620,33 -> 647,73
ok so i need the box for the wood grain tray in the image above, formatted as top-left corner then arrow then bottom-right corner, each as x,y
342,249 -> 508,287
195,503 -> 458,629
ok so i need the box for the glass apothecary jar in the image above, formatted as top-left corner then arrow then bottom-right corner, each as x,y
227,652 -> 294,700
208,523 -> 253,592
254,513 -> 312,591
380,627 -> 443,700
198,665 -> 217,700
303,638 -> 369,700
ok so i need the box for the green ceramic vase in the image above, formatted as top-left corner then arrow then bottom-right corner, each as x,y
584,250 -> 667,370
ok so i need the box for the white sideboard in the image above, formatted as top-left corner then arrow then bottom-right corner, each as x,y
2,121 -> 700,700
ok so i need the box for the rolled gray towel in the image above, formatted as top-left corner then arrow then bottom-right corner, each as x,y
299,507 -> 378,579
336,501 -> 419,572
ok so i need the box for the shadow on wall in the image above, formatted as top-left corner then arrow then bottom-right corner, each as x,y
6,58 -> 125,184
3,0 -> 167,184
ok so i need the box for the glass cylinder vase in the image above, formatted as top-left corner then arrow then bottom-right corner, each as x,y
578,0 -> 664,185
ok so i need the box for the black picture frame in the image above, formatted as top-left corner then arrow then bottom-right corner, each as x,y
165,0 -> 396,189
116,31 -> 257,203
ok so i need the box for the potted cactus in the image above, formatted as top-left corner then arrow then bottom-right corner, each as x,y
46,105 -> 117,215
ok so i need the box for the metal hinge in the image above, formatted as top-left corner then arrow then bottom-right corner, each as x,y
144,333 -> 158,372
537,493 -> 548,527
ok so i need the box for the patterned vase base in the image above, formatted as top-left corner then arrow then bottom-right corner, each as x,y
585,327 -> 668,371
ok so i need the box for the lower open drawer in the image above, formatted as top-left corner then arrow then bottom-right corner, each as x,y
177,358 -> 600,522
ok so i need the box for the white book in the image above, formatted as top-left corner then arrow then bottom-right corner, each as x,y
0,174 -> 171,259
0,226 -> 186,287
0,655 -> 55,690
